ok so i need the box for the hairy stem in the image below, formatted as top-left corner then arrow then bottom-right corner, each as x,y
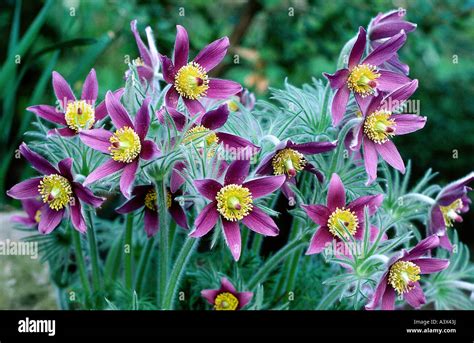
135,236 -> 155,295
156,179 -> 169,307
71,227 -> 92,306
86,210 -> 101,295
124,213 -> 134,290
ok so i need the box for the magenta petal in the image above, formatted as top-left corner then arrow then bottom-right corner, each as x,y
237,292 -> 253,309
348,27 -> 367,69
224,159 -> 250,185
130,20 -> 152,67
429,206 -> 446,235
120,160 -> 139,199
165,87 -> 180,108
105,91 -> 134,129
7,177 -> 42,199
183,98 -> 205,115
73,182 -> 105,208
362,137 -> 378,184
27,105 -> 66,125
327,173 -> 346,211
405,235 -> 440,259
331,85 -> 350,126
201,289 -> 219,305
116,194 -> 145,214
403,282 -> 426,309
323,69 -> 349,89
377,70 -> 411,93
158,106 -> 187,131
169,203 -> 188,229
38,205 -> 64,234
410,258 -> 449,274
392,114 -> 426,135
381,286 -> 396,310
174,25 -> 189,69
289,141 -> 337,155
306,226 -> 333,255
220,277 -> 237,293
11,215 -> 37,227
134,98 -> 151,140
194,179 -> 223,200
84,159 -> 125,186
365,273 -> 388,310
206,79 -> 242,99
48,127 -> 77,137
170,162 -> 187,193
70,199 -> 86,233
376,140 -> 405,173
242,207 -> 279,236
22,198 -> 43,219
160,55 -> 176,84
348,194 -> 384,215
201,104 -> 229,130
58,158 -> 73,180
355,93 -> 372,115
81,69 -> 98,102
362,31 -> 407,66
144,208 -> 159,238
136,66 -> 154,83
95,88 -> 124,121
370,21 -> 417,41
194,36 -> 230,72
222,219 -> 242,261
79,128 -> 113,154
242,175 -> 285,199
216,132 -> 260,157
301,204 -> 331,226
438,234 -> 453,252
52,71 -> 76,108
381,79 -> 418,111
189,202 -> 219,237
140,140 -> 160,160
20,143 -> 58,175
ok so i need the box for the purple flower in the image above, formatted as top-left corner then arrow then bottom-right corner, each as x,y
116,184 -> 188,238
201,277 -> 253,310
302,173 -> 383,255
161,25 -> 242,115
324,27 -> 411,126
27,69 -> 123,137
80,92 -> 160,198
7,143 -> 105,234
348,80 -> 426,184
11,198 -> 43,228
130,20 -> 160,84
429,172 -> 474,251
191,159 -> 286,261
255,139 -> 337,202
366,235 -> 449,310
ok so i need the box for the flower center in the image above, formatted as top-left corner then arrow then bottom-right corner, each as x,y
227,97 -> 240,112
363,110 -> 396,144
347,64 -> 380,96
144,189 -> 172,211
182,125 -> 219,147
327,207 -> 359,238
65,100 -> 95,131
272,148 -> 306,178
388,260 -> 421,295
134,57 -> 145,66
174,61 -> 209,100
34,210 -> 41,223
214,292 -> 239,311
109,126 -> 141,163
38,174 -> 73,211
216,184 -> 253,221
440,199 -> 463,227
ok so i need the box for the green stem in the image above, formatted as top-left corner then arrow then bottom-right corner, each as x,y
71,228 -> 91,306
168,219 -> 177,256
156,179 -> 169,307
124,213 -> 134,290
86,210 -> 101,294
135,237 -> 155,295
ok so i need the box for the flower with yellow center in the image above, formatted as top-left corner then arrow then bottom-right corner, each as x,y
65,100 -> 95,131
388,260 -> 421,295
327,207 -> 359,238
440,199 -> 463,227
174,61 -> 209,100
144,189 -> 172,211
272,148 -> 306,178
216,184 -> 253,221
34,210 -> 41,223
38,174 -> 73,211
214,292 -> 239,311
182,125 -> 219,147
109,126 -> 141,163
363,110 -> 396,144
347,64 -> 380,96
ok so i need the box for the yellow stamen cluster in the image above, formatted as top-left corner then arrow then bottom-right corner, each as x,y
182,125 -> 219,147
65,100 -> 95,131
363,110 -> 396,144
174,61 -> 209,100
34,210 -> 42,223
327,207 -> 359,238
272,148 -> 306,178
109,126 -> 141,163
166,191 -> 172,209
38,174 -> 72,211
227,97 -> 240,112
144,189 -> 157,211
440,199 -> 463,227
134,57 -> 145,67
347,64 -> 380,96
214,292 -> 239,311
388,260 -> 421,295
216,184 -> 253,221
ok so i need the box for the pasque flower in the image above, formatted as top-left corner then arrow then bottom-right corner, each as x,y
302,173 -> 383,255
324,27 -> 410,126
130,20 -> 160,84
191,159 -> 285,261
366,235 -> 449,310
256,139 -> 337,203
11,198 -> 43,228
27,69 -> 123,137
429,172 -> 474,251
201,277 -> 253,310
80,92 -> 160,198
116,184 -> 188,238
7,143 -> 104,234
160,25 -> 242,115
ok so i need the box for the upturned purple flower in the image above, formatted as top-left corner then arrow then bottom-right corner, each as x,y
366,235 -> 449,310
201,277 -> 253,310
160,25 -> 242,115
256,139 -> 337,202
116,184 -> 188,238
27,69 -> 123,137
302,173 -> 383,255
80,92 -> 160,198
7,143 -> 105,234
130,20 -> 160,84
191,159 -> 285,261
324,27 -> 411,126
429,172 -> 474,251
11,198 -> 43,228
348,80 -> 426,184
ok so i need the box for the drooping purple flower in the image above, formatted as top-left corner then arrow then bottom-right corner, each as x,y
191,159 -> 286,261
201,277 -> 253,310
11,198 -> 43,228
80,92 -> 160,198
366,235 -> 449,310
7,143 -> 105,234
255,139 -> 337,203
429,172 -> 474,251
348,80 -> 426,184
160,25 -> 242,115
27,69 -> 123,137
130,20 -> 160,84
302,173 -> 383,255
324,27 -> 411,126
116,184 -> 188,238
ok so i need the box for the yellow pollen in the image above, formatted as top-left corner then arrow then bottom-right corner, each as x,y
227,97 -> 240,112
109,126 -> 141,163
327,207 -> 358,238
134,57 -> 145,66
272,148 -> 306,178
216,184 -> 253,221
38,174 -> 73,211
214,292 -> 239,311
363,110 -> 396,144
144,189 -> 157,211
347,64 -> 380,96
388,260 -> 421,295
182,125 -> 218,146
166,191 -> 172,209
65,100 -> 95,131
174,61 -> 209,100
34,210 -> 41,223
440,199 -> 463,227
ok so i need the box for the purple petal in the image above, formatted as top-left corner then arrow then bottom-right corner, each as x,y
52,71 -> 76,108
134,98 -> 151,140
105,91 -> 134,129
288,141 -> 337,155
130,20 -> 152,67
139,140 -> 159,161
95,88 -> 124,121
381,79 -> 418,111
70,198 -> 87,233
403,282 -> 426,309
201,289 -> 219,305
174,25 -> 189,69
48,127 -> 77,137
170,161 -> 187,193
222,219 -> 242,261
216,132 -> 260,157
237,292 -> 253,309
362,31 -> 407,66
206,79 -> 242,99
224,159 -> 250,185
81,69 -> 98,102
355,93 -> 372,114
348,27 -> 367,69
405,235 -> 440,260
20,143 -> 58,175
160,55 -> 176,84
136,65 -> 154,83
183,98 -> 205,115
365,273 -> 388,310
79,128 -> 113,154
306,226 -> 333,255
22,198 -> 43,219
38,205 -> 64,234
116,193 -> 145,214
242,175 -> 285,199
370,21 -> 417,41
73,182 -> 105,208
84,159 -> 125,186
364,92 -> 384,116
157,106 -> 186,131
438,234 -> 453,252
377,70 -> 411,93
7,177 -> 42,199
411,258 -> 449,274
144,208 -> 159,238
392,114 -> 426,135
242,207 -> 279,236
301,204 -> 331,226
255,152 -> 276,176
429,206 -> 446,235
348,194 -> 384,215
331,85 -> 350,126
194,179 -> 223,200
381,286 -> 396,310
281,178 -> 296,200
189,202 -> 219,237
27,105 -> 66,125
201,104 -> 229,130
58,158 -> 73,181
323,69 -> 349,89
362,137 -> 378,184
304,163 -> 324,183
327,173 -> 346,211
375,140 -> 405,173
120,160 -> 139,199
194,36 -> 229,72
220,277 -> 237,294
11,215 -> 37,227
169,203 -> 188,229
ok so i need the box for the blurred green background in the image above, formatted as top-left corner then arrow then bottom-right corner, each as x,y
0,0 -> 473,236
